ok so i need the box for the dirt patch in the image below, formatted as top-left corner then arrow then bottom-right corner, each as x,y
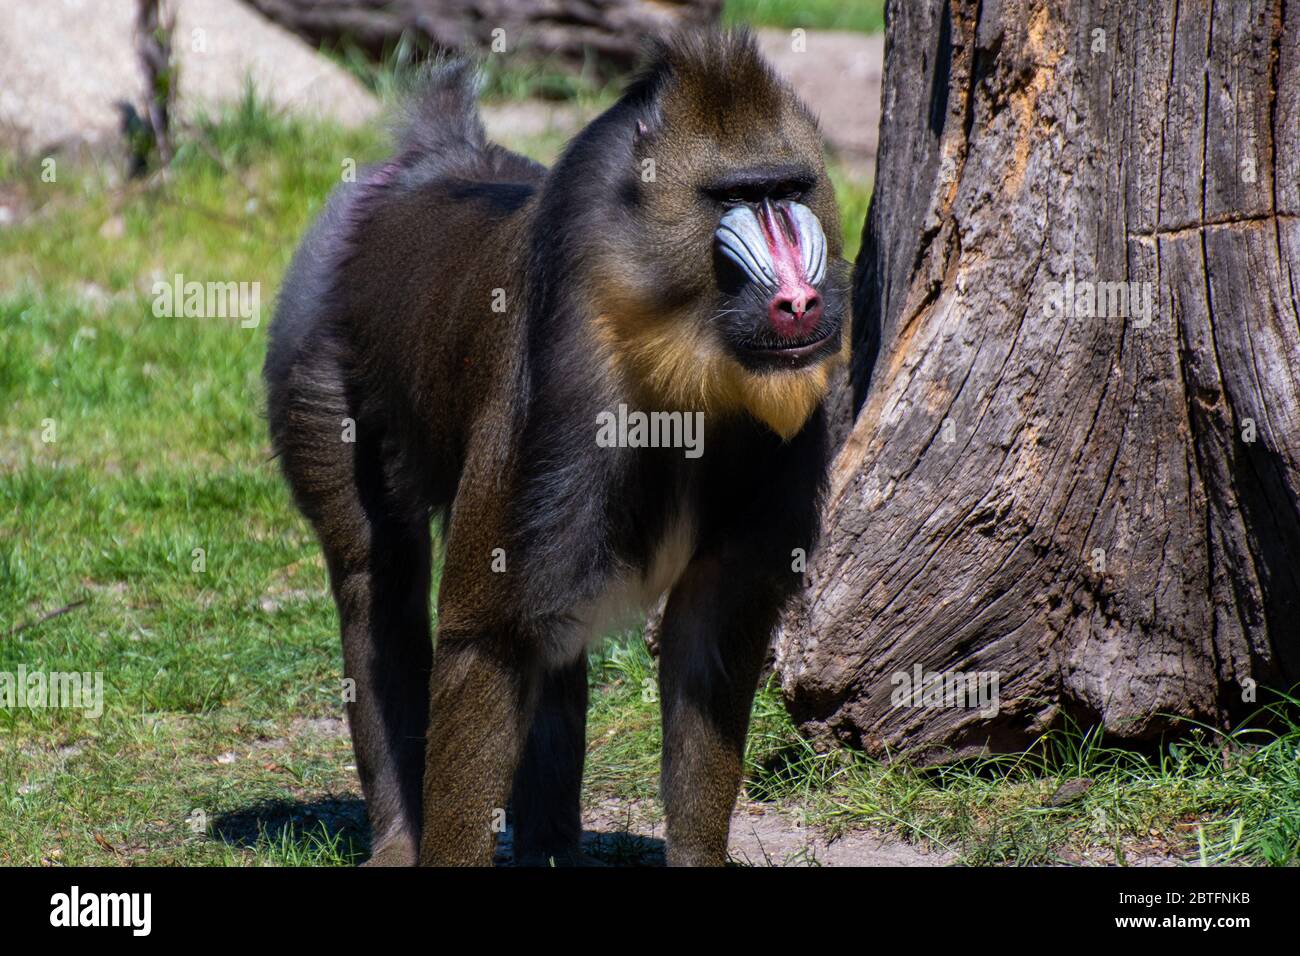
493,797 -> 951,867
726,803 -> 952,866
289,716 -> 348,739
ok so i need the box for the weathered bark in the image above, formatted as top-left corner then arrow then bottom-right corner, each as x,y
241,0 -> 722,68
777,0 -> 1300,760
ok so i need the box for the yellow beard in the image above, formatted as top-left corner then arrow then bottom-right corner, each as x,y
591,307 -> 841,441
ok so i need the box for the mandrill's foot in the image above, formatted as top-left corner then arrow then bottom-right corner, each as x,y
361,832 -> 418,867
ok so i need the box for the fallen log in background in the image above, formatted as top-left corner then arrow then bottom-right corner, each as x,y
241,0 -> 723,69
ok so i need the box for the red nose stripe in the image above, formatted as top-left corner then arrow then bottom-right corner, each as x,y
759,202 -> 821,339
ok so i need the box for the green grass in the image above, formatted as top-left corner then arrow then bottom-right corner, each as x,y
0,96 -> 384,865
725,0 -> 887,33
4,98 -> 1294,868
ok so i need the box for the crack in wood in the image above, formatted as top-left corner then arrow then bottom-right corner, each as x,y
1128,211 -> 1297,242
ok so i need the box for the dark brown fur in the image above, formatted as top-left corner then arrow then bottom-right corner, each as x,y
264,31 -> 847,866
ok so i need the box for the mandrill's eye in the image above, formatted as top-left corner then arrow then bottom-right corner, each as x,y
702,185 -> 757,208
701,176 -> 812,209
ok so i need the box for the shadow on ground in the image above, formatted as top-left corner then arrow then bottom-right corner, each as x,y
214,796 -> 370,864
495,824 -> 667,867
214,798 -> 666,866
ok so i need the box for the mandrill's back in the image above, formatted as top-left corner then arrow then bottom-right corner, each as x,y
264,61 -> 545,518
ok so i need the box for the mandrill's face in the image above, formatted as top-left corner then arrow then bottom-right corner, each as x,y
706,171 -> 845,373
590,88 -> 848,440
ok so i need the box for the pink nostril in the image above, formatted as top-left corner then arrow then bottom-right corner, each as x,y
784,292 -> 820,318
769,291 -> 823,337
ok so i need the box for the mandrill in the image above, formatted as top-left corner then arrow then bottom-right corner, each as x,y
264,29 -> 848,866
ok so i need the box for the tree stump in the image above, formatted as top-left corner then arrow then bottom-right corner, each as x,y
777,0 -> 1300,761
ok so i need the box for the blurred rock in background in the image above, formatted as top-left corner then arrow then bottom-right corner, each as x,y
0,0 -> 378,156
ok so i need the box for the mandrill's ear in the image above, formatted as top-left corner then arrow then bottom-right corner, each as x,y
631,102 -> 664,148
631,113 -> 662,175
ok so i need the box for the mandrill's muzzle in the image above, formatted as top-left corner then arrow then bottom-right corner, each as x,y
715,200 -> 828,341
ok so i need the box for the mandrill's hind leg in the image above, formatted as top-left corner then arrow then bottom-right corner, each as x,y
281,388 -> 434,866
328,512 -> 433,867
